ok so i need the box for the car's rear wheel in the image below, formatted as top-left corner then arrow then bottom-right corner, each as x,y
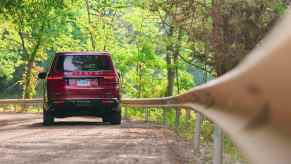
103,111 -> 121,125
109,111 -> 121,125
102,104 -> 121,125
43,109 -> 55,126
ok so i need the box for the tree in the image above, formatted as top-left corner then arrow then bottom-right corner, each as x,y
159,0 -> 287,76
0,1 -> 67,98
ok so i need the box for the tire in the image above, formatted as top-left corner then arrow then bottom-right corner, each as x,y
43,109 -> 55,126
103,111 -> 121,125
110,111 -> 121,125
102,115 -> 110,123
102,104 -> 121,125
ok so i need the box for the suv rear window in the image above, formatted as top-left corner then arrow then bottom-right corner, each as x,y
55,55 -> 113,72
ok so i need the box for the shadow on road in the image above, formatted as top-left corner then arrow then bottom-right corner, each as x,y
27,121 -> 115,129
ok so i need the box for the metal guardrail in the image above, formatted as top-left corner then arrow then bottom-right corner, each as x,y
1,9 -> 291,164
0,99 -> 42,105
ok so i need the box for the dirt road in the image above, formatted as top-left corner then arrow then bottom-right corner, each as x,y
0,113 -> 195,164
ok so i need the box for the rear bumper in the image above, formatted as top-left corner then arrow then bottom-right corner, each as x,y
47,98 -> 120,117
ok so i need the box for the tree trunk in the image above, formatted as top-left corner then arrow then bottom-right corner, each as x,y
174,28 -> 182,94
212,0 -> 225,76
19,28 -> 42,99
165,26 -> 175,97
166,51 -> 175,97
85,0 -> 96,50
23,46 -> 40,99
23,59 -> 34,99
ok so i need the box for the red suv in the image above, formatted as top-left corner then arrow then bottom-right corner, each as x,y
38,52 -> 121,125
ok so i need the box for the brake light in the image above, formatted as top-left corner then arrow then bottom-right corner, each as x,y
47,76 -> 64,80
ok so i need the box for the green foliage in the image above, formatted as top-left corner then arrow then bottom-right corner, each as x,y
275,1 -> 288,15
0,0 -> 286,98
0,52 -> 22,79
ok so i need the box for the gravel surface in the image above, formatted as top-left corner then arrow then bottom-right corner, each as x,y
0,113 -> 195,164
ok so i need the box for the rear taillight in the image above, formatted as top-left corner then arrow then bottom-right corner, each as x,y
47,73 -> 66,98
99,76 -> 117,86
47,76 -> 64,80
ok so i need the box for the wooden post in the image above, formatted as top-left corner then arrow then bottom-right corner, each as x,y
213,124 -> 223,164
193,112 -> 202,151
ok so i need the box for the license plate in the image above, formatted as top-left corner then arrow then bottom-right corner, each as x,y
77,79 -> 90,86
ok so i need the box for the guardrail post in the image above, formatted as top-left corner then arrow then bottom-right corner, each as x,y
144,108 -> 149,122
175,108 -> 180,128
14,105 -> 17,112
38,104 -> 42,113
186,110 -> 191,121
162,109 -> 166,125
213,124 -> 223,164
124,107 -> 128,120
193,112 -> 202,151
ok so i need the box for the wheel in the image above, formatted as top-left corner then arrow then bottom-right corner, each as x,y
43,109 -> 55,126
102,115 -> 110,123
110,111 -> 121,125
102,111 -> 121,125
102,104 -> 121,125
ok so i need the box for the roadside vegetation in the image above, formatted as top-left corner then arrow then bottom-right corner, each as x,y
0,0 -> 289,162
